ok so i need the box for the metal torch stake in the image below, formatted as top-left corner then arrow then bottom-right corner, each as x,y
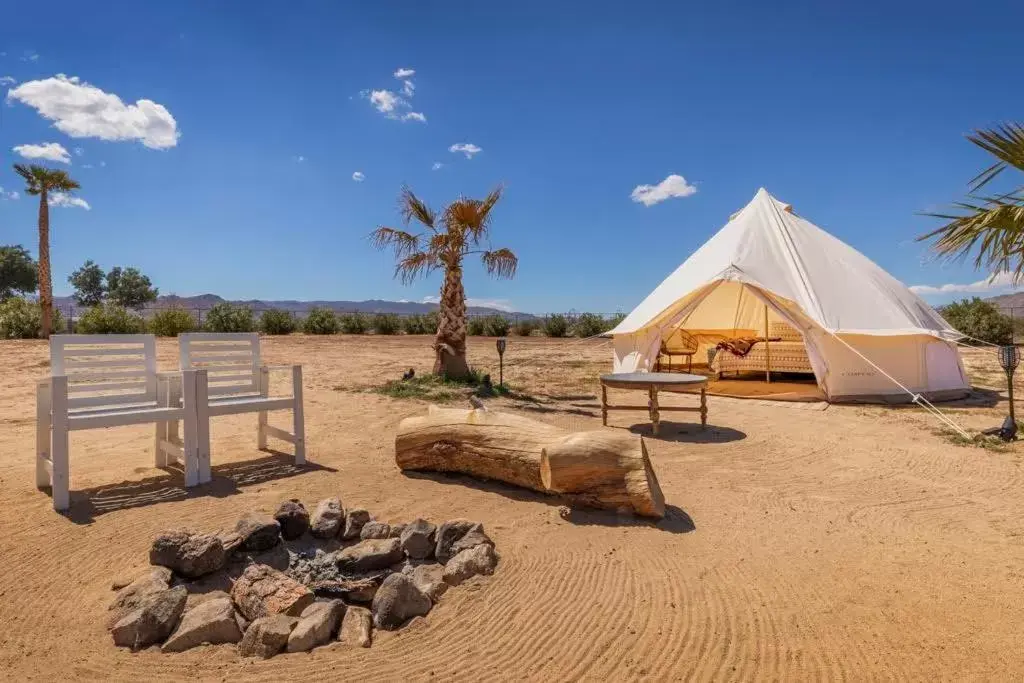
1009,367 -> 1016,425
496,337 -> 507,387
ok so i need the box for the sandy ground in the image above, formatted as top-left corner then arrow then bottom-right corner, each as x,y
1,336 -> 1023,681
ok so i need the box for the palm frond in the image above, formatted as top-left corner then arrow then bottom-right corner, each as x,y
370,226 -> 421,258
967,123 -> 1024,192
399,187 -> 437,231
481,247 -> 518,279
11,163 -> 80,194
395,251 -> 440,284
443,185 -> 503,245
428,230 -> 464,263
919,196 -> 1024,280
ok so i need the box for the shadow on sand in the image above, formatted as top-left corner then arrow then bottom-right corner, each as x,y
402,470 -> 695,535
627,420 -> 747,444
61,450 -> 337,525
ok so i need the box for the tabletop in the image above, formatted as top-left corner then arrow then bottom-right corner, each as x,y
600,372 -> 708,388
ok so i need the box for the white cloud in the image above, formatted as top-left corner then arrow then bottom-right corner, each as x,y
48,192 -> 90,210
363,69 -> 426,123
394,68 -> 415,79
73,146 -> 84,156
21,51 -> 39,63
630,174 -> 698,206
352,171 -> 365,182
81,164 -> 93,169
910,272 -> 1020,296
369,89 -> 400,113
449,143 -> 482,159
432,162 -> 443,171
402,111 -> 426,123
401,80 -> 415,97
8,74 -> 179,149
0,187 -> 19,201
0,76 -> 15,86
293,155 -> 306,163
421,295 -> 513,312
13,142 -> 71,164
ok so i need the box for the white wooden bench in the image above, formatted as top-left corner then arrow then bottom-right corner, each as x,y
179,333 -> 305,484
37,335 -> 202,511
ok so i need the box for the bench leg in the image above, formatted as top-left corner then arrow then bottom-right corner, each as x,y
50,376 -> 70,511
601,384 -> 608,427
36,382 -> 51,489
292,366 -> 306,465
257,367 -> 269,450
700,387 -> 708,428
180,370 -> 202,487
154,380 -> 168,468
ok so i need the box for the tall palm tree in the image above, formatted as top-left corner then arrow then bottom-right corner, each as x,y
918,123 -> 1024,279
13,164 -> 81,338
371,186 -> 517,379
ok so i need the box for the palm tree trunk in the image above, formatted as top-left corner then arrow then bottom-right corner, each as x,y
433,264 -> 470,379
37,190 -> 52,339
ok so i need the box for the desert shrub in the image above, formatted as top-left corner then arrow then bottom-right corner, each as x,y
573,312 -> 607,338
483,315 -> 511,337
340,312 -> 368,334
513,318 -> 539,336
543,314 -> 569,338
467,317 -> 486,336
373,313 -> 401,335
303,307 -> 339,335
203,302 -> 255,333
605,312 -> 626,329
940,297 -> 1012,345
148,307 -> 198,337
402,314 -> 431,335
259,308 -> 295,335
423,310 -> 439,332
0,297 -> 64,339
77,304 -> 146,334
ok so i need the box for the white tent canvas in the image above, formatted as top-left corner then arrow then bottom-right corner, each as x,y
609,188 -> 970,403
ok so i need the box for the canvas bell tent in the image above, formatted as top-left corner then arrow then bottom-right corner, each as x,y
609,188 -> 970,403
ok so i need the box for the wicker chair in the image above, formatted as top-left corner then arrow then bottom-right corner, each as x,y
656,330 -> 698,373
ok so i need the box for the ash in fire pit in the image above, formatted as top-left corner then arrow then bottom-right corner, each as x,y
107,498 -> 498,658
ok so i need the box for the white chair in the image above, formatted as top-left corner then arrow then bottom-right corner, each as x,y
178,333 -> 305,484
37,335 -> 202,511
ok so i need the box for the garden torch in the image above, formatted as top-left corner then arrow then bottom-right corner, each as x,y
998,344 -> 1020,440
496,337 -> 507,387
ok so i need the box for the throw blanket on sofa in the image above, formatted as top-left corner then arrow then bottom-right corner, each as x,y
716,337 -> 782,357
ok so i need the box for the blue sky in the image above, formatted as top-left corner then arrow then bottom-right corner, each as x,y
1,1 -> 1023,314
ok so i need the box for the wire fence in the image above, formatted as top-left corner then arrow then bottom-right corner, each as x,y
992,305 -> 1024,345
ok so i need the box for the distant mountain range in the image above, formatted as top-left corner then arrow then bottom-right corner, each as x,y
984,292 -> 1024,311
52,294 -> 535,318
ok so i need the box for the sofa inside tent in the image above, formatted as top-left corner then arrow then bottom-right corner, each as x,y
609,189 -> 970,404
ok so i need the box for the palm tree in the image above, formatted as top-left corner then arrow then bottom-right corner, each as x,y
13,164 -> 81,338
371,186 -> 517,379
918,123 -> 1024,279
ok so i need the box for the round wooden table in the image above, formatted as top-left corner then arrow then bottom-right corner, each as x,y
600,372 -> 708,436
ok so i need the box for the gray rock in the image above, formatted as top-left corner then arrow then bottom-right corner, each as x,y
336,538 -> 403,573
338,605 -> 372,648
371,573 -> 432,631
410,563 -> 449,602
341,508 -> 371,540
310,498 -> 344,539
274,499 -> 310,540
150,529 -> 226,579
442,544 -> 499,586
434,519 -> 477,564
238,614 -> 298,658
108,567 -> 173,626
359,521 -> 391,540
231,564 -> 315,621
235,513 -> 281,551
286,600 -> 345,652
161,595 -> 242,652
449,525 -> 493,556
110,586 -> 187,649
389,523 -> 406,539
400,519 -> 437,560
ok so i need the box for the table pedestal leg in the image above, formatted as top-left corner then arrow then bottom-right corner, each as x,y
601,384 -> 608,426
700,387 -> 707,428
649,386 -> 660,436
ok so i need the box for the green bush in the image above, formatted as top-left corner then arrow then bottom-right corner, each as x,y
148,307 -> 198,337
605,312 -> 626,329
340,312 -> 368,334
467,317 -> 486,336
402,314 -> 429,335
514,318 -> 539,336
77,304 -> 146,334
0,297 -> 64,339
940,297 -> 1012,345
203,303 -> 255,333
483,315 -> 511,337
259,309 -> 295,335
573,312 -> 607,338
373,313 -> 401,335
543,314 -> 569,338
303,307 -> 339,334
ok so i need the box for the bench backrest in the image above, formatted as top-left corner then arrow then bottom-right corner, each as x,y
178,332 -> 261,397
50,334 -> 158,409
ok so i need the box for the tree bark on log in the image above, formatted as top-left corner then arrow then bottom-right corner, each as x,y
394,407 -> 664,518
